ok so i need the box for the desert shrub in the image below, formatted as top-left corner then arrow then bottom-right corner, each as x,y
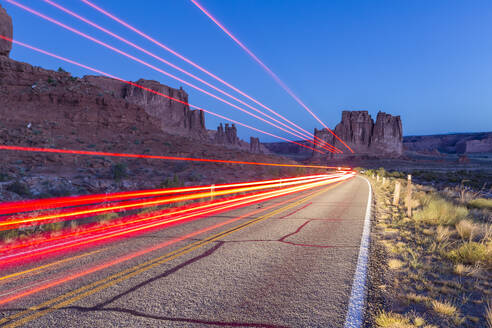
6,181 -> 31,196
0,229 -> 19,242
47,77 -> 57,86
387,170 -> 406,179
468,198 -> 492,210
57,67 -> 67,73
414,196 -> 468,225
0,172 -> 10,182
374,311 -> 412,327
376,167 -> 387,177
446,242 -> 491,267
95,212 -> 119,223
160,174 -> 183,188
431,300 -> 458,316
42,221 -> 65,232
111,163 -> 128,181
455,219 -> 477,240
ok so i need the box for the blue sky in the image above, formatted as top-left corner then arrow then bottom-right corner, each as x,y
3,0 -> 492,141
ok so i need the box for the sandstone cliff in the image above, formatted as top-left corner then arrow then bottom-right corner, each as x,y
313,110 -> 402,158
0,4 -> 12,57
83,76 -> 206,137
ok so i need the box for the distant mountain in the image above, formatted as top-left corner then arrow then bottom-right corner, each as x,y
403,132 -> 492,153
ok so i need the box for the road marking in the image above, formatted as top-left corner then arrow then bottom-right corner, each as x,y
0,249 -> 104,285
344,176 -> 372,328
2,184 -> 340,327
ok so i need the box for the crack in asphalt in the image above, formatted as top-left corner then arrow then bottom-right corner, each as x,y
74,307 -> 289,327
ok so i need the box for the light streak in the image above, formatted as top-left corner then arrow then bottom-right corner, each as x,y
0,194 -> 289,305
0,177 -> 352,308
0,174 -> 332,215
43,0 -> 339,153
189,0 -> 354,153
0,144 -> 349,169
0,34 -> 325,155
80,0 -> 341,153
5,1 -> 335,154
0,174 -> 353,256
0,175 -> 334,230
0,175 -> 353,268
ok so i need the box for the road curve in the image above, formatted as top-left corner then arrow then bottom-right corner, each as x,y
0,175 -> 370,328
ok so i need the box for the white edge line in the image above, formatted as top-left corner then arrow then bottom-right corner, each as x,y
344,175 -> 372,328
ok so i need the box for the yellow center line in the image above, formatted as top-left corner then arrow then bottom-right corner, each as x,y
0,249 -> 105,285
1,183 -> 341,327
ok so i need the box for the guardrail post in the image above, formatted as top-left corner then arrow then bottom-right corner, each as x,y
406,175 -> 412,217
393,181 -> 401,206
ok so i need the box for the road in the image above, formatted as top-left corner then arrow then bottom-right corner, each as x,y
0,175 -> 370,328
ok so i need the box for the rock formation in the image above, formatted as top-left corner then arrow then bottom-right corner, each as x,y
214,123 -> 239,145
0,4 -> 12,57
250,137 -> 262,153
84,76 -> 206,137
313,110 -> 403,158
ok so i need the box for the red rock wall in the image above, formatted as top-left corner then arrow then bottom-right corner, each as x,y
313,110 -> 403,158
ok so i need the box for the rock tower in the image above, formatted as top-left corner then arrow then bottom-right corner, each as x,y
313,110 -> 403,158
0,4 -> 13,57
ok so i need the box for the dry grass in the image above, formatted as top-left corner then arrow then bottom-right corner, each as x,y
414,196 -> 469,225
407,293 -> 430,304
431,299 -> 458,316
447,242 -> 491,267
436,226 -> 452,242
468,198 -> 492,210
453,263 -> 474,276
485,300 -> 492,328
388,259 -> 404,270
413,316 -> 425,327
375,311 -> 413,328
455,219 -> 477,240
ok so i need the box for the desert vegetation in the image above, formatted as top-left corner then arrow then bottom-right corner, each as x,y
364,168 -> 491,327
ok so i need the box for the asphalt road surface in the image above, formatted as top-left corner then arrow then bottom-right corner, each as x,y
0,175 -> 370,328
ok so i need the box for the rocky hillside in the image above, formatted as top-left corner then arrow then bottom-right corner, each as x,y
404,132 -> 492,154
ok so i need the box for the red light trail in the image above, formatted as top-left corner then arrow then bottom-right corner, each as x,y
5,0 -> 339,154
0,34 -> 326,155
0,175 -> 353,306
0,175 -> 333,230
43,0 -> 340,154
0,175 -> 331,216
0,144 -> 350,170
0,177 -> 336,255
189,0 -> 354,153
0,177 -> 346,266
80,0 -> 341,153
